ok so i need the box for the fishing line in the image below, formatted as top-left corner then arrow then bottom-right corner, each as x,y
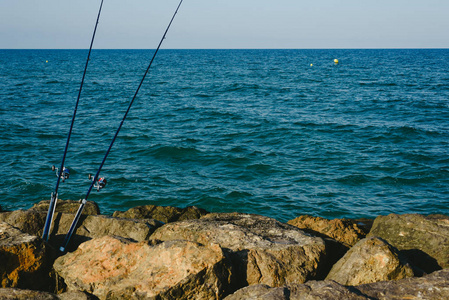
60,0 -> 184,252
42,0 -> 105,242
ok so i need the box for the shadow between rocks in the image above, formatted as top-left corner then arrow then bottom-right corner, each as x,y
400,249 -> 442,275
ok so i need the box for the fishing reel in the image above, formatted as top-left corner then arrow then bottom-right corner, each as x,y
88,174 -> 107,191
52,165 -> 70,182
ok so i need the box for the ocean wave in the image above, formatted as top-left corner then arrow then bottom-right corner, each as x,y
145,145 -> 203,160
2,49 -> 449,221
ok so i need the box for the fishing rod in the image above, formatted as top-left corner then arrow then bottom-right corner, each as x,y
42,0 -> 105,242
60,0 -> 184,252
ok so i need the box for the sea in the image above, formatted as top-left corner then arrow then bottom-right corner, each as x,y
1,49 -> 448,222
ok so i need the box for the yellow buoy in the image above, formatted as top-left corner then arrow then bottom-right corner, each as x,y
334,59 -> 339,64
46,60 -> 48,63
310,63 -> 313,67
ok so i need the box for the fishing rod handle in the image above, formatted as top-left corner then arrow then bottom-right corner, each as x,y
42,192 -> 58,241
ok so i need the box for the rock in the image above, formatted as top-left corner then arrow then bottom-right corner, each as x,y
0,288 -> 98,300
0,288 -> 59,300
224,281 -> 367,300
326,236 -> 414,285
0,210 -> 47,237
286,215 -> 370,279
287,215 -> 367,247
368,213 -> 449,272
50,214 -> 163,251
0,222 -> 54,291
223,284 -> 289,300
357,269 -> 449,299
54,236 -> 232,300
225,269 -> 449,300
30,200 -> 100,215
58,291 -> 99,300
151,213 -> 327,287
0,210 -> 162,252
113,204 -> 209,223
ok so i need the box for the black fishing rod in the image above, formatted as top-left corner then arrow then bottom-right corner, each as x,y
60,0 -> 184,252
42,0 -> 105,242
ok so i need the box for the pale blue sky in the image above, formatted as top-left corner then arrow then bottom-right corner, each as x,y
1,0 -> 448,49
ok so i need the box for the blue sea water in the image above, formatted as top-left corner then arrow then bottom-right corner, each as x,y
0,49 -> 448,222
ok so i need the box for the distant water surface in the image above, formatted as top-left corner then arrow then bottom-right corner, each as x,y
0,49 -> 448,222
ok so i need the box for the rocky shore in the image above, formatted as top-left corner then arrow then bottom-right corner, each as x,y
0,200 -> 448,299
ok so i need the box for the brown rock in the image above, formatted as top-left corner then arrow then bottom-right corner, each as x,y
54,236 -> 232,299
30,200 -> 100,215
287,215 -> 367,247
367,213 -> 449,273
151,213 -> 326,287
113,204 -> 209,223
0,222 -> 53,291
326,236 -> 414,285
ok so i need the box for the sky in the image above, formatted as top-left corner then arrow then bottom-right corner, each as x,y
1,0 -> 448,49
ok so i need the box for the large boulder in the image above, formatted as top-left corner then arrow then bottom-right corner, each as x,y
326,236 -> 414,285
224,281 -> 368,300
50,214 -> 163,251
0,288 -> 59,300
113,205 -> 209,223
287,215 -> 368,247
30,200 -> 100,215
225,269 -> 449,300
151,213 -> 327,287
357,269 -> 449,299
0,288 -> 98,300
0,210 -> 47,237
54,236 -> 232,299
0,210 -> 162,252
0,222 -> 54,290
224,284 -> 290,300
368,213 -> 449,272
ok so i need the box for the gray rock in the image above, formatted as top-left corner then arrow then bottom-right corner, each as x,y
52,214 -> 163,245
113,204 -> 209,223
224,281 -> 367,300
30,199 -> 100,215
357,269 -> 449,300
224,284 -> 289,300
0,288 -> 97,300
326,236 -> 414,285
0,210 -> 47,237
225,269 -> 449,300
368,213 -> 449,272
0,210 -> 163,252
0,288 -> 59,300
151,212 -> 327,288
54,236 -> 232,299
0,222 -> 54,291
58,291 -> 99,300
